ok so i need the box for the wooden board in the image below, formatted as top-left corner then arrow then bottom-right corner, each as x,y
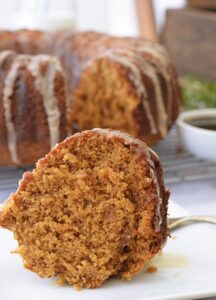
161,8 -> 216,80
188,0 -> 216,9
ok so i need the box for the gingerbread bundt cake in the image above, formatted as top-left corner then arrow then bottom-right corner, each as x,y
0,50 -> 68,166
0,29 -> 182,166
52,31 -> 182,145
0,129 -> 169,289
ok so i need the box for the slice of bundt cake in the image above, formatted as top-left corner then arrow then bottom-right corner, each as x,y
0,51 -> 68,166
0,129 -> 169,289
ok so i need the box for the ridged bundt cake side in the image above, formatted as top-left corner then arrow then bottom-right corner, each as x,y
0,29 -> 182,166
52,31 -> 182,145
0,129 -> 169,289
0,50 -> 68,166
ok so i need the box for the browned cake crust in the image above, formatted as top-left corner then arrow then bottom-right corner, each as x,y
0,29 -> 49,54
0,51 -> 68,166
51,31 -> 182,144
0,29 -> 182,166
0,129 -> 169,289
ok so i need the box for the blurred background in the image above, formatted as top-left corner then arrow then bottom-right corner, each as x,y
0,0 -> 215,215
0,0 -> 215,111
0,0 -> 185,35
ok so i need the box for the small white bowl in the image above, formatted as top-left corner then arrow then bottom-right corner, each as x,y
177,109 -> 216,161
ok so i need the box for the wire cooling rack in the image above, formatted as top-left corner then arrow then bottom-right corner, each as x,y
0,127 -> 216,202
153,128 -> 216,183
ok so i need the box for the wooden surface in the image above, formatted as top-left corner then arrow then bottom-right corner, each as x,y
188,0 -> 216,9
135,0 -> 158,41
161,7 -> 216,80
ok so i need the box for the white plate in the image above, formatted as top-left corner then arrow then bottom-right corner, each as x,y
177,109 -> 216,161
0,201 -> 216,300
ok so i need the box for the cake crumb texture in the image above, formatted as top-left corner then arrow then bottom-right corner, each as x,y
0,129 -> 169,289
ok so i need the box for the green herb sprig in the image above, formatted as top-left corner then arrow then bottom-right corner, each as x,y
180,75 -> 216,110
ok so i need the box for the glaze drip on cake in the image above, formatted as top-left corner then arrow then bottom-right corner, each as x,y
0,29 -> 182,166
105,52 -> 158,135
28,55 -> 62,148
136,45 -> 173,120
108,48 -> 168,137
54,31 -> 181,144
2,56 -> 25,164
0,50 -> 14,66
0,50 -> 67,166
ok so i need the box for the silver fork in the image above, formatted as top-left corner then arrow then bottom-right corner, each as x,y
169,216 -> 216,230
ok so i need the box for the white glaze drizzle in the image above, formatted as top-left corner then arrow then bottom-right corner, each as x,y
81,43 -> 171,137
92,128 -> 163,231
0,50 -> 14,67
28,55 -> 62,148
114,48 -> 168,138
137,42 -> 169,59
1,52 -> 63,164
136,44 -> 173,122
106,52 -> 157,135
1,56 -> 25,164
122,43 -> 167,223
145,149 -> 163,232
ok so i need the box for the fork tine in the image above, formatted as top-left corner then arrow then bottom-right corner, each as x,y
169,216 -> 216,230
